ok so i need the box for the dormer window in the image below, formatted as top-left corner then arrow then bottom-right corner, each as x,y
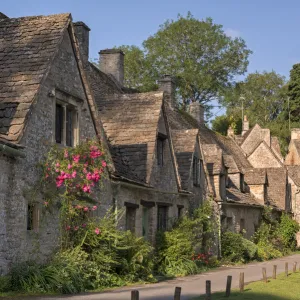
193,156 -> 201,186
55,102 -> 79,147
157,134 -> 167,166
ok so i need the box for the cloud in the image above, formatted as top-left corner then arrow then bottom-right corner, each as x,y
225,28 -> 241,39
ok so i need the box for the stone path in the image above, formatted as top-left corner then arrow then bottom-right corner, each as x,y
31,254 -> 300,300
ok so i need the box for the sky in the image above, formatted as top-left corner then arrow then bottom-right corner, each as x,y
2,0 -> 300,118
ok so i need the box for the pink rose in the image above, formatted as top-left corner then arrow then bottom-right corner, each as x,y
55,162 -> 60,167
64,150 -> 69,158
66,225 -> 71,231
94,228 -> 101,235
68,164 -> 72,170
102,161 -> 107,167
92,205 -> 97,211
83,207 -> 89,212
82,223 -> 87,228
74,226 -> 79,231
44,201 -> 49,206
73,155 -> 80,163
72,171 -> 77,178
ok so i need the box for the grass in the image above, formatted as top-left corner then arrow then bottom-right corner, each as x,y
198,272 -> 300,300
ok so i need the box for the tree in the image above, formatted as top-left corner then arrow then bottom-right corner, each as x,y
212,115 -> 242,136
287,63 -> 300,122
117,45 -> 158,92
221,71 -> 287,127
118,13 -> 251,110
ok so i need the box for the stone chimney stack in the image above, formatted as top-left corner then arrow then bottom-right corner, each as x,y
227,125 -> 235,138
99,49 -> 124,86
73,21 -> 90,66
158,75 -> 176,108
187,102 -> 205,125
291,128 -> 300,140
242,115 -> 249,136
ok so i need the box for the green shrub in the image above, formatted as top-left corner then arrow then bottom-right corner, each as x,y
0,276 -> 11,293
221,232 -> 258,263
155,200 -> 217,276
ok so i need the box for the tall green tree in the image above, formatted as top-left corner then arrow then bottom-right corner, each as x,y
221,71 -> 287,127
118,13 -> 251,110
288,63 -> 300,122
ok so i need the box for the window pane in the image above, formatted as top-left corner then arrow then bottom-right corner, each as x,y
157,206 -> 167,231
55,104 -> 63,144
66,108 -> 73,147
126,207 -> 136,233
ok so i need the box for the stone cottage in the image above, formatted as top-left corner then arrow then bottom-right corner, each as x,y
0,11 -> 295,274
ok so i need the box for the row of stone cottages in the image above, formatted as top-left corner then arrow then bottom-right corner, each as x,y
0,12 -> 299,274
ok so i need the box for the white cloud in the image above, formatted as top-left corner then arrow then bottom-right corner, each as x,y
225,28 -> 241,39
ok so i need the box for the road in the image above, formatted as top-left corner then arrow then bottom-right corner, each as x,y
31,254 -> 300,300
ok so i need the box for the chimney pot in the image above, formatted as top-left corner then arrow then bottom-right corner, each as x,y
99,49 -> 124,86
187,102 -> 205,125
158,75 -> 176,108
227,125 -> 235,137
242,115 -> 249,136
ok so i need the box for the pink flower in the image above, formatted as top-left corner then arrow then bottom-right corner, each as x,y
82,185 -> 91,193
94,228 -> 101,235
84,162 -> 88,167
64,150 -> 69,158
82,223 -> 87,228
45,173 -> 49,178
56,179 -> 64,187
73,154 -> 80,163
72,171 -> 77,178
47,168 -> 51,171
92,205 -> 97,211
66,225 -> 71,231
55,162 -> 60,167
44,201 -> 49,206
74,226 -> 79,231
67,164 -> 72,170
76,205 -> 82,209
102,161 -> 107,167
83,207 -> 89,212
55,169 -> 60,173
86,172 -> 93,180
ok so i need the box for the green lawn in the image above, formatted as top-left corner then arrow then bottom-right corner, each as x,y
198,272 -> 300,300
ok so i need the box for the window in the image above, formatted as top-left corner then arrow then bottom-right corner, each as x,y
142,207 -> 149,239
55,103 -> 78,147
157,134 -> 166,166
27,204 -> 39,231
226,217 -> 233,230
126,206 -> 136,233
157,206 -> 168,231
193,156 -> 200,186
240,218 -> 245,233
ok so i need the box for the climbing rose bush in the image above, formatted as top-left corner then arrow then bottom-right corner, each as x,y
42,140 -> 108,248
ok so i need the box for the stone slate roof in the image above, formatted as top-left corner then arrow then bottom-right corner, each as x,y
292,140 -> 300,156
223,155 -> 239,173
265,168 -> 287,210
172,129 -> 199,190
202,144 -> 224,175
0,13 -> 70,143
244,168 -> 267,185
98,92 -> 164,184
226,188 -> 263,207
287,165 -> 300,186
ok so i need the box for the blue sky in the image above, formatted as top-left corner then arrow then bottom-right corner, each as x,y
2,0 -> 300,118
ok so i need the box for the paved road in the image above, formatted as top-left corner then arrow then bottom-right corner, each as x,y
32,254 -> 300,300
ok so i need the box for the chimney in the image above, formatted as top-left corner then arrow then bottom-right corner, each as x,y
227,125 -> 235,138
242,115 -> 249,136
158,75 -> 176,108
187,102 -> 205,125
99,49 -> 124,86
291,128 -> 300,140
73,21 -> 90,67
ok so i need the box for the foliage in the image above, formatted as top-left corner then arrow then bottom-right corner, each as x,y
211,115 -> 242,136
221,71 -> 287,126
155,200 -> 218,276
288,63 -> 300,123
0,276 -> 11,293
117,12 -> 251,110
221,232 -> 258,263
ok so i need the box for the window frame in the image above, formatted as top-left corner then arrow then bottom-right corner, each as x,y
157,205 -> 168,231
193,155 -> 201,186
27,204 -> 39,231
53,90 -> 80,148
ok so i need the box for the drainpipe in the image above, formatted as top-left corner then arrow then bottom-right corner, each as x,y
0,144 -> 25,158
